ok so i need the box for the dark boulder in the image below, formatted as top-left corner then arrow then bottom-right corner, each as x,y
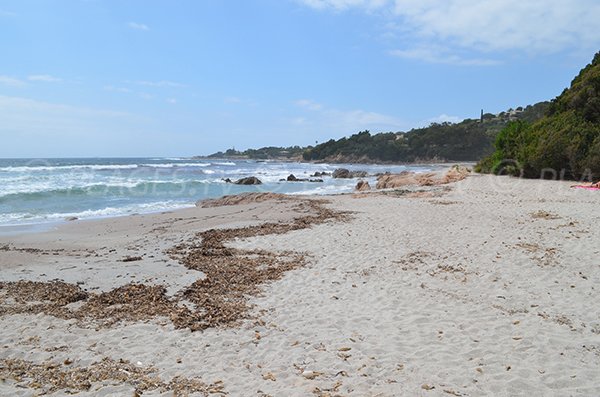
332,168 -> 351,178
332,168 -> 368,178
287,174 -> 298,181
234,176 -> 262,185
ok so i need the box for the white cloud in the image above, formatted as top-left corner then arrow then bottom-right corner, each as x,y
389,47 -> 499,66
0,75 -> 25,87
28,74 -> 62,83
298,0 -> 600,56
424,113 -> 462,125
128,22 -> 149,31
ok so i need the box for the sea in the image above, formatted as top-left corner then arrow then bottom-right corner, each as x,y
0,157 -> 441,229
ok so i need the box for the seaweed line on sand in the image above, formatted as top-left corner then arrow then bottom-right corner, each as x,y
0,196 -> 349,332
0,357 -> 225,396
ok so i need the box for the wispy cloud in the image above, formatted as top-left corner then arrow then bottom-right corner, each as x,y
0,75 -> 25,87
104,85 -> 132,93
294,99 -> 406,132
298,0 -> 386,11
298,0 -> 600,57
389,47 -> 499,66
0,9 -> 16,17
424,114 -> 463,126
128,22 -> 149,31
28,74 -> 62,83
295,99 -> 323,111
132,80 -> 186,88
224,96 -> 242,104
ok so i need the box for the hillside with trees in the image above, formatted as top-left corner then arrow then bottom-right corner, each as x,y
205,146 -> 305,160
301,102 -> 548,163
476,52 -> 600,180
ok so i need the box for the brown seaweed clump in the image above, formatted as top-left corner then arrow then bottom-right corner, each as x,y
0,357 -> 225,396
169,198 -> 349,331
0,197 -> 348,332
0,280 -> 88,318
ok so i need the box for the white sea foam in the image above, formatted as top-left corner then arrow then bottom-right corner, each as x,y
0,162 -> 213,173
214,161 -> 236,166
0,200 -> 195,226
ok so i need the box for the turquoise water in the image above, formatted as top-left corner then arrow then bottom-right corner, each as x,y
0,158 -> 439,226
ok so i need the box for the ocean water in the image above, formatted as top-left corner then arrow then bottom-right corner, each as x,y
0,158 -> 440,227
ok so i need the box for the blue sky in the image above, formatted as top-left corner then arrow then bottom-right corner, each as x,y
1,0 -> 599,157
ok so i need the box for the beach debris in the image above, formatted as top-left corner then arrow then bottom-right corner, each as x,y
169,198 -> 349,331
302,370 -> 323,380
233,176 -> 262,185
120,255 -> 143,262
422,384 -> 435,390
64,216 -> 78,221
0,357 -> 224,396
197,192 -> 289,208
530,210 -> 561,220
0,197 -> 348,332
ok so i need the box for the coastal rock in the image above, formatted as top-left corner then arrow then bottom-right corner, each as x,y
65,216 -> 78,222
332,168 -> 351,178
311,171 -> 330,177
222,178 -> 232,183
355,180 -> 371,191
376,166 -> 470,189
376,172 -> 426,189
234,176 -> 262,185
332,168 -> 368,179
284,174 -> 323,182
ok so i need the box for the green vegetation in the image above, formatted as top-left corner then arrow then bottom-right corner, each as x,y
302,103 -> 548,163
206,146 -> 305,160
476,52 -> 600,181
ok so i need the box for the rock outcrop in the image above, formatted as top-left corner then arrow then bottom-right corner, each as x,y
332,168 -> 367,179
355,180 -> 371,191
376,166 -> 470,189
234,176 -> 262,185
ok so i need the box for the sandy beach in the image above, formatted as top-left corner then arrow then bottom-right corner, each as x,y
2,172 -> 600,396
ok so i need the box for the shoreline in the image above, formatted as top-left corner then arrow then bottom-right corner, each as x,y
2,173 -> 600,395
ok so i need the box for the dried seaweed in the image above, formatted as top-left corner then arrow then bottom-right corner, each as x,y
0,357 -> 225,396
0,197 -> 348,332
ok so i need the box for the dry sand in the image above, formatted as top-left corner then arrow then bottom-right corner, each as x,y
1,172 -> 600,396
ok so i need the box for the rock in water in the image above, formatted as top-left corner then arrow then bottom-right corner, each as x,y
333,168 -> 368,178
234,176 -> 262,185
287,174 -> 298,181
332,168 -> 351,178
